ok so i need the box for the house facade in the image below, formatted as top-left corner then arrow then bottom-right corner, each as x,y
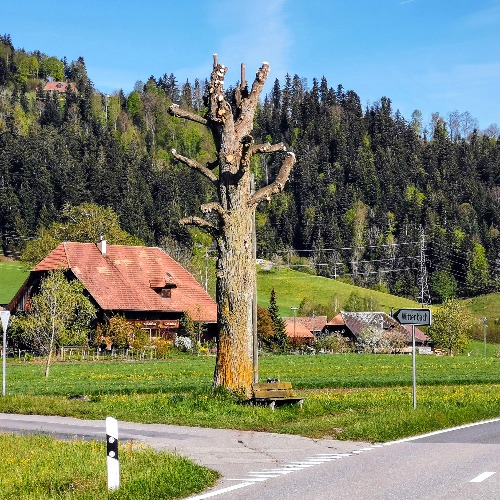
9,241 -> 217,340
321,311 -> 431,349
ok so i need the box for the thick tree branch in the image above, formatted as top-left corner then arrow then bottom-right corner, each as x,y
240,140 -> 287,175
168,104 -> 208,126
250,142 -> 287,155
179,216 -> 219,236
201,202 -> 225,218
248,152 -> 296,207
171,149 -> 218,183
235,62 -> 270,136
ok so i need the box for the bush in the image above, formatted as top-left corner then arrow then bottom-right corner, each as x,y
153,337 -> 173,358
175,335 -> 192,352
313,334 -> 351,353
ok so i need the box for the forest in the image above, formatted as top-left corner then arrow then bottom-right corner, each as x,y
1,34 -> 500,304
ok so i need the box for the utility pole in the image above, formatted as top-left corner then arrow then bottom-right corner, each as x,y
290,306 -> 298,338
251,172 -> 258,384
482,317 -> 487,357
417,226 -> 431,307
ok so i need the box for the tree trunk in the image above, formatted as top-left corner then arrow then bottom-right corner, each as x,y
214,178 -> 255,391
44,317 -> 56,377
169,55 -> 295,396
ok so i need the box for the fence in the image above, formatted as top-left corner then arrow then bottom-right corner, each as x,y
1,346 -> 169,361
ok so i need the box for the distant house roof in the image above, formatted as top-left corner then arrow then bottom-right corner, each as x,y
326,311 -> 430,344
43,81 -> 77,93
283,318 -> 315,340
282,315 -> 327,333
32,242 -> 216,322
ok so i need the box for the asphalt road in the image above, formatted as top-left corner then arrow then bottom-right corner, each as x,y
0,414 -> 498,499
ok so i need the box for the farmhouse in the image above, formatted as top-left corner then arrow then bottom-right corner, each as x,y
43,81 -> 77,94
321,311 -> 431,348
283,318 -> 315,345
9,241 -> 217,339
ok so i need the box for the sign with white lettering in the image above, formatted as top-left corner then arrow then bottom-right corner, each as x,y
394,308 -> 432,326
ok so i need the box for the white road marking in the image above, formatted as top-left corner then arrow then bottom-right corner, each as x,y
470,472 -> 496,483
188,481 -> 255,499
384,417 -> 500,446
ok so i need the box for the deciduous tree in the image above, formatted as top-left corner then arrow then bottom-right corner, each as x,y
169,55 -> 295,395
11,270 -> 96,376
428,299 -> 477,355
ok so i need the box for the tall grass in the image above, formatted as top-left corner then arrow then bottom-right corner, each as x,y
0,434 -> 219,499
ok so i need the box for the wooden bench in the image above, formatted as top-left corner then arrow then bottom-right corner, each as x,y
251,382 -> 305,410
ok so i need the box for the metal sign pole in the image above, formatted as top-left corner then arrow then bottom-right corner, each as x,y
1,311 -> 11,397
412,324 -> 416,409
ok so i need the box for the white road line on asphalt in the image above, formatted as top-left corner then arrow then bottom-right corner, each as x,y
316,453 -> 352,457
247,473 -> 282,478
384,417 -> 500,446
225,477 -> 267,482
259,469 -> 297,474
470,472 -> 496,483
188,481 -> 255,499
191,447 -> 367,498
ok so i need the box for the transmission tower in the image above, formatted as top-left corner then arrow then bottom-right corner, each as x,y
417,226 -> 431,306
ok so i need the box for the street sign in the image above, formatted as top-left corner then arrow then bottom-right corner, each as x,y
0,311 -> 10,334
394,308 -> 432,326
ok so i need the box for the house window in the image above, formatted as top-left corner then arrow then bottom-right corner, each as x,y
160,288 -> 171,298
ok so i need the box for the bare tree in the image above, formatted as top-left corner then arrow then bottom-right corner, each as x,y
169,55 -> 296,395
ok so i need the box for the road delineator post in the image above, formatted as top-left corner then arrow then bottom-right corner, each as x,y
106,416 -> 120,490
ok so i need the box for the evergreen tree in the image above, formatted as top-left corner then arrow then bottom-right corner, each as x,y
268,288 -> 286,336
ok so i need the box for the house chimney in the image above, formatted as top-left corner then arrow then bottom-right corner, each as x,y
97,235 -> 106,255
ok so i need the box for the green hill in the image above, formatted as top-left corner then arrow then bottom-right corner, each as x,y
0,261 -> 30,305
257,266 -> 419,317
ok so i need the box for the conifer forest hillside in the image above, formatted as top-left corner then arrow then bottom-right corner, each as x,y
1,34 -> 500,303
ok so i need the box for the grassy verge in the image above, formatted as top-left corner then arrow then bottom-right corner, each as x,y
0,352 -> 499,442
0,434 -> 219,500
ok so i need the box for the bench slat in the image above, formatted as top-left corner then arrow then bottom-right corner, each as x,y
253,389 -> 295,398
252,382 -> 292,390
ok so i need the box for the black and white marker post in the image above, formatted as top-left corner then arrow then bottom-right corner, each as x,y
106,416 -> 120,490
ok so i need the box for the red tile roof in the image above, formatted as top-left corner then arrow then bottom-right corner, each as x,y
282,315 -> 327,332
43,81 -> 77,93
283,319 -> 315,339
34,242 -> 216,322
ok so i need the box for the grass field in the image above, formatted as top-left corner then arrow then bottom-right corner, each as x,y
0,434 -> 219,499
0,261 -> 29,304
1,352 -> 499,443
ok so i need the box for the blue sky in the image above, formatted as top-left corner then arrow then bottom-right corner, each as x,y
4,0 -> 500,130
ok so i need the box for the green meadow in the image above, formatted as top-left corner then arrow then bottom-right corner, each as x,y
1,352 -> 499,443
0,260 -> 29,305
0,433 -> 219,499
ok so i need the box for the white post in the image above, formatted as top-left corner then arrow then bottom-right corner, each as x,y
1,311 -> 11,397
106,417 -> 120,490
412,325 -> 417,410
